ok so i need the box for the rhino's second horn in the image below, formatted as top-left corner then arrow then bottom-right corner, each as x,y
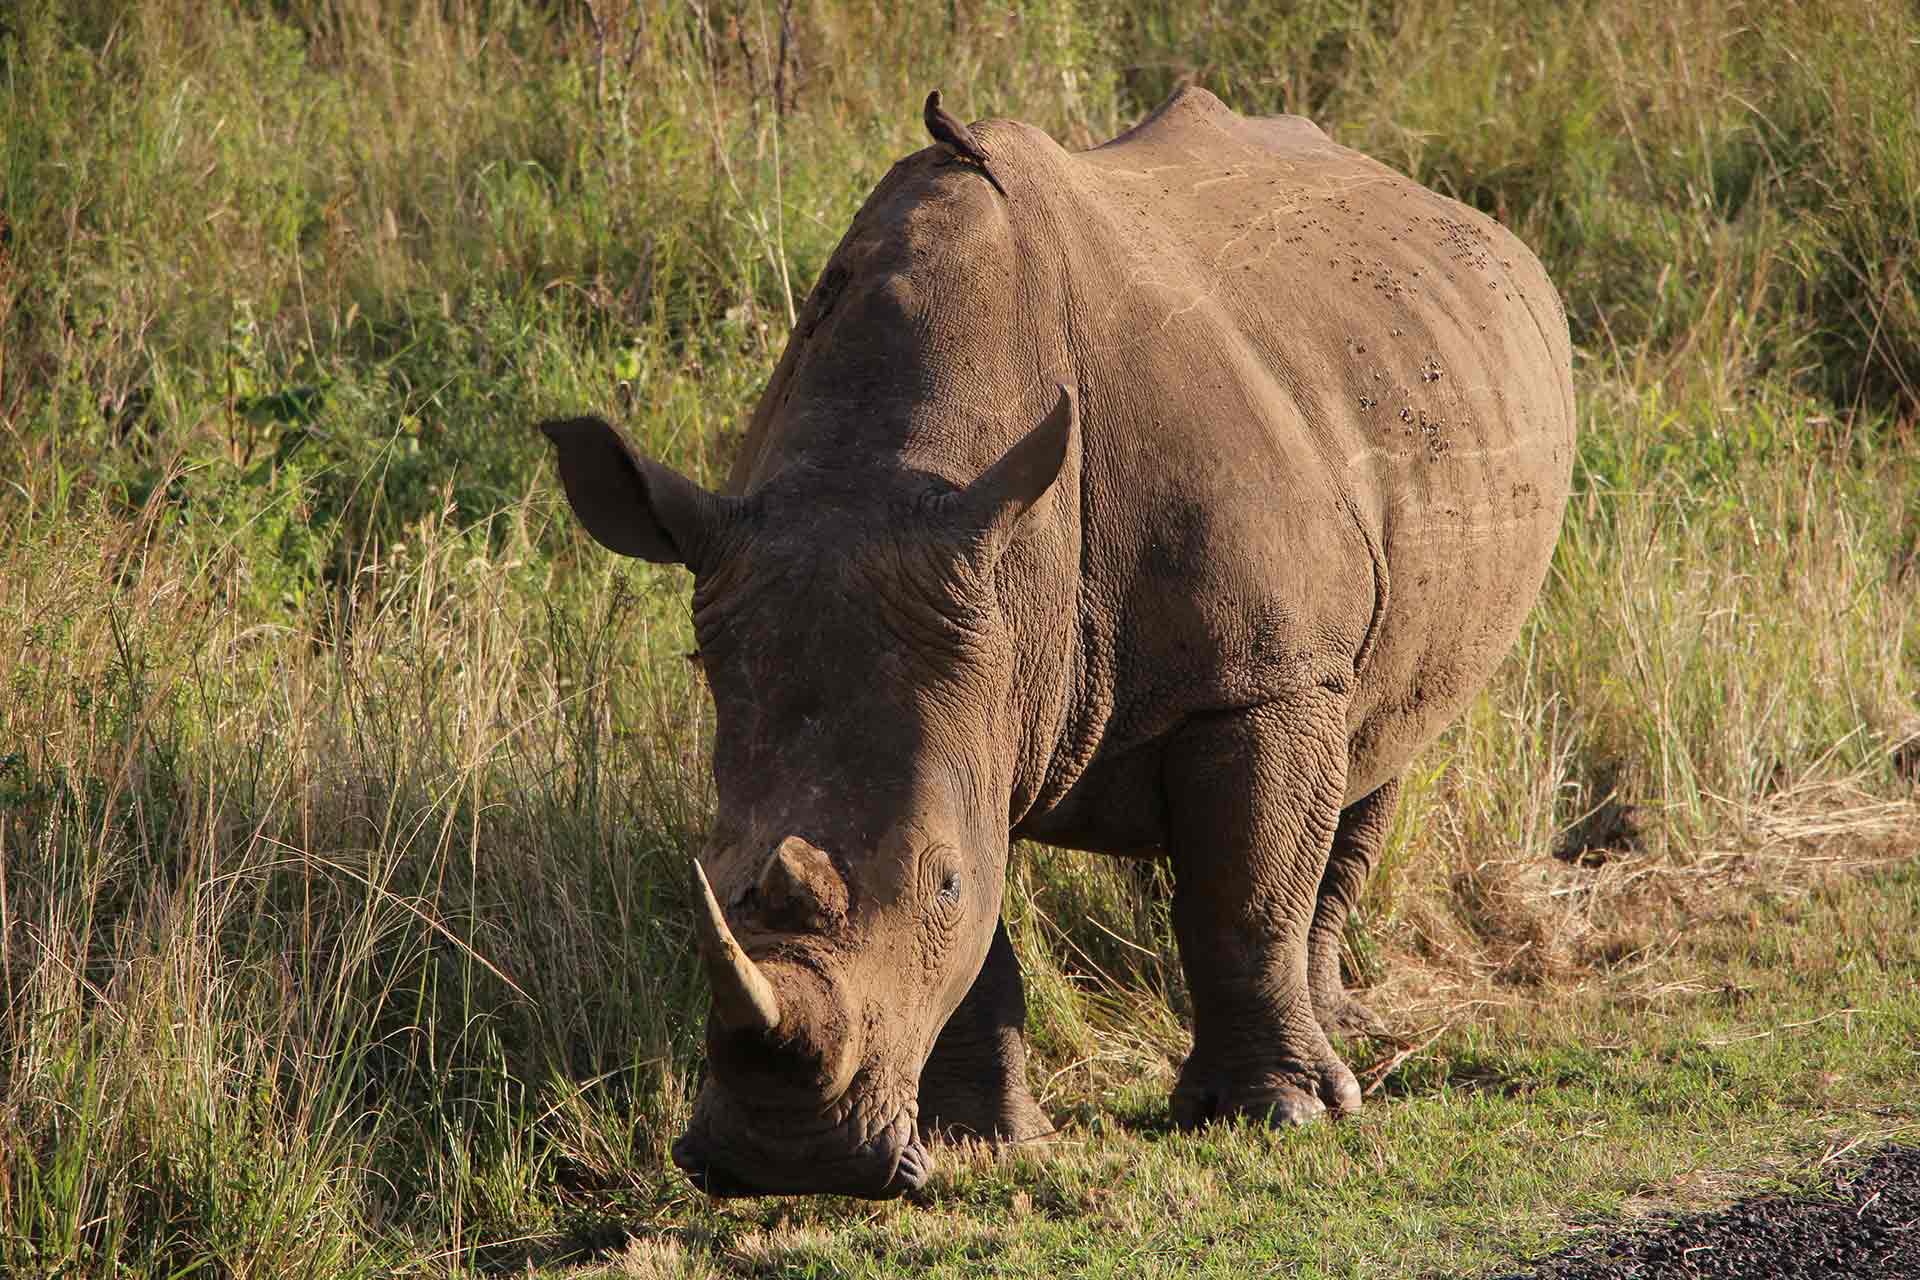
758,836 -> 847,931
692,859 -> 782,1033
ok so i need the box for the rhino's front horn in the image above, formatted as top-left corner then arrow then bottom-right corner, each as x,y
692,859 -> 782,1034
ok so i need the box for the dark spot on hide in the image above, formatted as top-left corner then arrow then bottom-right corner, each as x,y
1144,500 -> 1211,582
804,266 -> 850,340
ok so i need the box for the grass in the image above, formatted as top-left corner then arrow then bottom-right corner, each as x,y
1,0 -> 1917,1274
525,863 -> 1920,1278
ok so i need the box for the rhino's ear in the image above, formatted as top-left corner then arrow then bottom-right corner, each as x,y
540,416 -> 736,568
949,384 -> 1077,564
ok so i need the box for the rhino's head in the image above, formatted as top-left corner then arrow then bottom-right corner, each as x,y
541,388 -> 1075,1198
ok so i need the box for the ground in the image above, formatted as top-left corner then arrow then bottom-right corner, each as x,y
538,853 -> 1920,1278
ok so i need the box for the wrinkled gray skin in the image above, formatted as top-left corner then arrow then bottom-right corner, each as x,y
543,87 -> 1575,1199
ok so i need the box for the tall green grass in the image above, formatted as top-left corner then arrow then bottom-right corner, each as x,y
2,0 -> 1916,1272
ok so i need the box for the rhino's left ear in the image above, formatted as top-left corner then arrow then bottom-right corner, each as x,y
949,383 -> 1077,565
540,415 -> 738,570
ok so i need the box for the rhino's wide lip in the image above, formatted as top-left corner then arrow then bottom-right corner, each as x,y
673,1077 -> 927,1199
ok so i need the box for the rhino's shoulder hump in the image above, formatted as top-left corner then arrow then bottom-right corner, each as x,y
1090,85 -> 1329,160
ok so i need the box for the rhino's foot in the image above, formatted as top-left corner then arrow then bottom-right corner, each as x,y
1171,1053 -> 1361,1130
1314,990 -> 1390,1041
919,1073 -> 1054,1146
920,917 -> 1055,1146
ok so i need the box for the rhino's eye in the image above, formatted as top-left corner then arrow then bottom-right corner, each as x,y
919,847 -> 964,924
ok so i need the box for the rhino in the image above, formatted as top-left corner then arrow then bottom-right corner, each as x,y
542,86 -> 1574,1198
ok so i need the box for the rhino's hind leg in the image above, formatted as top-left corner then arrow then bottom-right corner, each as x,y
918,917 -> 1053,1144
1309,776 -> 1400,1040
1164,700 -> 1361,1129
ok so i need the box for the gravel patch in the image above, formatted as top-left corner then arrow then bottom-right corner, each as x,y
1491,1144 -> 1920,1279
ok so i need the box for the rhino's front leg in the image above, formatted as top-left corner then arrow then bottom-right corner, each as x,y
1308,775 -> 1401,1040
917,916 -> 1053,1144
1165,699 -> 1360,1128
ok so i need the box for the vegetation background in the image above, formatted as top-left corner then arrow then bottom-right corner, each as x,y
1,0 -> 1916,1274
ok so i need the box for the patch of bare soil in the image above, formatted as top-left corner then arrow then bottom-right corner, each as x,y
1491,1144 -> 1920,1279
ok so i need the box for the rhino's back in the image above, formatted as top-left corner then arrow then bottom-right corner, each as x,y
1000,88 -> 1576,799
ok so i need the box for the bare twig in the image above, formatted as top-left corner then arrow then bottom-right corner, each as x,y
1358,1022 -> 1455,1097
1702,1008 -> 1868,1048
583,0 -> 609,108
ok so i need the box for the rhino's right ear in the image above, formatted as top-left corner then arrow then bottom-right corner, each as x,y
539,416 -> 735,568
947,383 -> 1078,566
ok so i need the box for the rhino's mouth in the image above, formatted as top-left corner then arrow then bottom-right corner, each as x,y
672,1076 -> 927,1199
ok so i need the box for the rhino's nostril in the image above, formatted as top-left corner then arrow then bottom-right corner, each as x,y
674,1137 -> 760,1198
671,1133 -> 708,1178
